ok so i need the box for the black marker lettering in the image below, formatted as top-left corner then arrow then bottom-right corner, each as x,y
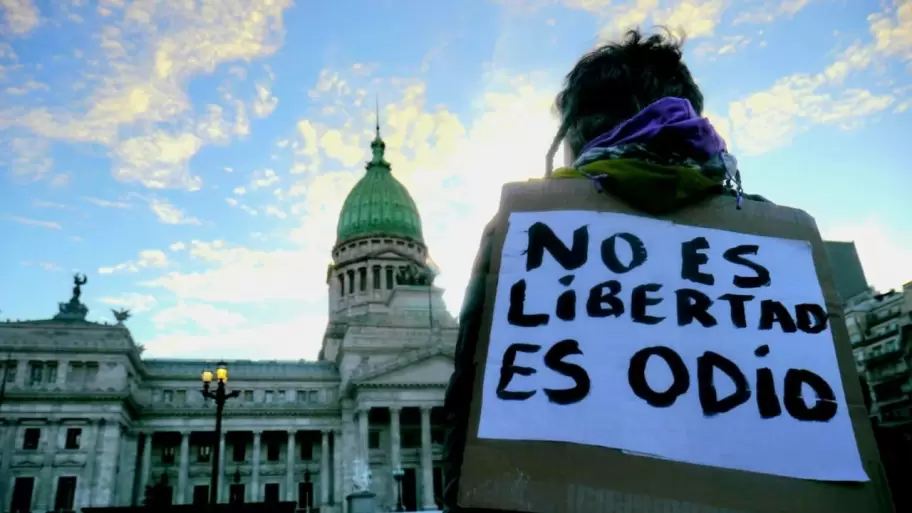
601,233 -> 648,274
631,283 -> 665,325
526,222 -> 588,272
795,303 -> 828,334
628,346 -> 689,407
753,345 -> 782,419
586,280 -> 624,318
783,369 -> 837,422
496,343 -> 541,401
697,351 -> 751,417
556,275 -> 576,322
723,244 -> 771,288
717,293 -> 754,329
543,339 -> 591,405
758,299 -> 798,333
681,237 -> 714,285
507,280 -> 549,327
676,288 -> 718,327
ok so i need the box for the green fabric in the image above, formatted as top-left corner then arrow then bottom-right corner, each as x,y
550,159 -> 724,215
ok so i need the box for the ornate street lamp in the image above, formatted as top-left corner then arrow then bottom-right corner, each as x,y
201,361 -> 240,507
392,464 -> 405,512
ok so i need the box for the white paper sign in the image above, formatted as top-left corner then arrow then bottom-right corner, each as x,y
477,210 -> 868,482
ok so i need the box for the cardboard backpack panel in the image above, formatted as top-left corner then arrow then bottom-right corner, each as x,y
452,178 -> 893,513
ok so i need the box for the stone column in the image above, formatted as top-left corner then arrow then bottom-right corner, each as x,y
0,422 -> 15,511
92,420 -> 121,506
320,430 -> 330,508
358,407 -> 369,462
285,430 -> 296,501
389,406 -> 402,505
55,361 -> 68,387
81,420 -> 102,507
114,430 -> 138,506
37,420 -> 60,511
420,407 -> 435,510
217,432 -> 227,502
177,431 -> 190,504
332,428 -> 342,507
138,432 -> 153,500
251,430 -> 262,502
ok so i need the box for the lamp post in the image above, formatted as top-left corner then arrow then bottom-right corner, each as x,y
201,361 -> 240,507
392,465 -> 405,512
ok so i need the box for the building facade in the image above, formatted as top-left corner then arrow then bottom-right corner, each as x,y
847,282 -> 912,429
0,126 -> 458,513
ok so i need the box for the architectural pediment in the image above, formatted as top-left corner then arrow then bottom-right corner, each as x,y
352,346 -> 453,387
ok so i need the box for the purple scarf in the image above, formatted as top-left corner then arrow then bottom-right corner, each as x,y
578,97 -> 727,162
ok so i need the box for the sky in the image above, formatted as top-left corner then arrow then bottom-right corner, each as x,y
0,0 -> 909,361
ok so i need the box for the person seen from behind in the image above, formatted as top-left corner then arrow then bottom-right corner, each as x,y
442,27 -> 768,513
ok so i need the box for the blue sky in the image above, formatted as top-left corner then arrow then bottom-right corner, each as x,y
1,0 -> 909,360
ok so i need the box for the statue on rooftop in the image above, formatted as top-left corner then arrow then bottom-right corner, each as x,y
395,264 -> 433,287
53,274 -> 89,322
72,273 -> 87,302
112,308 -> 131,324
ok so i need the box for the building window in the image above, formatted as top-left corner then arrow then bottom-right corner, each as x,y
197,444 -> 211,462
278,390 -> 286,402
386,267 -> 394,289
232,441 -> 245,462
162,445 -> 176,464
264,483 -> 280,503
23,428 -> 40,450
368,430 -> 380,449
229,484 -> 245,504
54,476 -> 77,511
265,390 -> 274,403
298,482 -> 314,509
359,267 -> 367,292
10,477 -> 35,513
28,362 -> 42,385
296,390 -> 307,402
338,274 -> 345,296
1,360 -> 16,383
45,362 -> 58,384
244,390 -> 254,402
373,266 -> 381,289
163,390 -> 174,403
65,428 -> 81,450
192,486 -> 209,506
300,440 -> 313,460
176,390 -> 187,404
348,270 -> 355,294
309,390 -> 319,402
267,442 -> 280,461
401,427 -> 420,449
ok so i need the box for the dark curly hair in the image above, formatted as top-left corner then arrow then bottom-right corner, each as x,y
554,28 -> 704,158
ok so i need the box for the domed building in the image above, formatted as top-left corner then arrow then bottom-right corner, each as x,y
0,122 -> 457,513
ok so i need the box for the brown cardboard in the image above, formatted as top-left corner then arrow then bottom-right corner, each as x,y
457,178 -> 894,513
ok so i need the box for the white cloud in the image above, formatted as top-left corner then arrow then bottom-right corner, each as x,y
99,249 -> 169,274
5,215 -> 61,229
83,196 -> 132,209
142,239 -> 327,303
100,293 -> 158,313
149,198 -> 201,225
1,0 -> 41,36
152,302 -> 247,333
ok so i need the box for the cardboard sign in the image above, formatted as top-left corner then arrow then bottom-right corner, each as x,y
478,209 -> 867,482
458,179 -> 893,513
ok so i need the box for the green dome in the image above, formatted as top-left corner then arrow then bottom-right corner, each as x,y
335,130 -> 424,246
